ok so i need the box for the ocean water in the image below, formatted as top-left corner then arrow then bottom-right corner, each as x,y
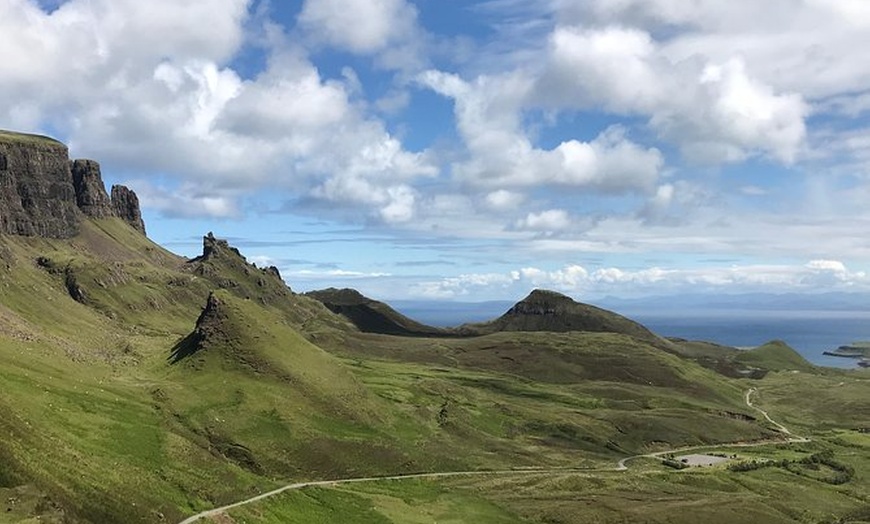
399,302 -> 870,369
624,309 -> 870,369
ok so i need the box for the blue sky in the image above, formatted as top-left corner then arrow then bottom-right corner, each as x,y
4,0 -> 870,301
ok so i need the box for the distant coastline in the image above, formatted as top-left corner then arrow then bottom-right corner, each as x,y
824,342 -> 870,358
824,343 -> 870,368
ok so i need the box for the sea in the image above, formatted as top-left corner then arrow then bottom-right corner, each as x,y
396,302 -> 870,369
625,309 -> 870,369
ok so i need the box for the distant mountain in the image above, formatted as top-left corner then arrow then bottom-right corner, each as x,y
3,129 -> 861,524
598,292 -> 870,314
459,289 -> 667,345
733,340 -> 816,373
305,287 -> 448,337
389,299 -> 514,327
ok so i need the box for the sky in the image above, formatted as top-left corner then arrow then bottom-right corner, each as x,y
3,0 -> 870,302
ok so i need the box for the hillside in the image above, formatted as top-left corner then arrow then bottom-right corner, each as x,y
1,131 -> 869,524
306,287 -> 448,336
733,340 -> 816,372
462,289 -> 667,343
0,129 -> 144,237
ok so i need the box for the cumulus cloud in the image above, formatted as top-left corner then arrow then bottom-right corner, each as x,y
0,0 -> 435,224
297,0 -> 425,71
4,0 -> 869,291
414,259 -> 870,300
537,26 -> 808,164
220,55 -> 349,136
419,70 -> 664,191
0,0 -> 248,114
484,190 -> 525,211
515,209 -> 571,233
133,181 -> 242,219
299,0 -> 418,54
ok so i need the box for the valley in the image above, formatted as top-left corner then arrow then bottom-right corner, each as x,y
1,130 -> 869,523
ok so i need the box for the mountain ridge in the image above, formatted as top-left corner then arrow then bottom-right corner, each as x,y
0,129 -> 144,238
0,130 -> 859,524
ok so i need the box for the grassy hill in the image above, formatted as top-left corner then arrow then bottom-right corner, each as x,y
0,129 -> 64,146
0,218 -> 868,523
305,287 -> 447,336
462,289 -> 668,344
733,340 -> 817,373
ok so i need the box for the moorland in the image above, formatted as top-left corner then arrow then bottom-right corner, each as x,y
1,130 -> 869,524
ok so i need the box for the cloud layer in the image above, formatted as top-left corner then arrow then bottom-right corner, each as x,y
3,0 -> 870,300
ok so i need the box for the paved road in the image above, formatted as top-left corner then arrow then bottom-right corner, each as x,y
178,388 -> 807,523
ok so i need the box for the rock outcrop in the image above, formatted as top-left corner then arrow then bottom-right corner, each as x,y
110,185 -> 146,235
186,232 -> 292,300
0,131 -> 80,238
0,130 -> 146,238
197,232 -> 245,262
71,159 -> 113,218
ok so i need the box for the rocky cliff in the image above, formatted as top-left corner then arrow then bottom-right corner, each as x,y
0,130 -> 146,238
71,159 -> 113,218
0,131 -> 80,237
110,184 -> 146,235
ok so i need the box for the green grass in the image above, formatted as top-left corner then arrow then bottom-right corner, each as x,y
734,340 -> 817,372
227,481 -> 526,524
1,218 -> 869,523
0,129 -> 65,147
215,430 -> 870,524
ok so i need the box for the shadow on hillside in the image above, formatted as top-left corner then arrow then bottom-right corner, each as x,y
168,332 -> 202,364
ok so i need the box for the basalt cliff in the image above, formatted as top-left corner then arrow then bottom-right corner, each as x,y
0,130 -> 145,237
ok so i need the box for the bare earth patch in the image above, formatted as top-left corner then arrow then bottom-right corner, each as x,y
675,454 -> 731,467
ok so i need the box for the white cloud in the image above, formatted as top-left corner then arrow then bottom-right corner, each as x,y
411,271 -> 520,299
289,269 -> 392,279
419,70 -> 663,191
539,25 -> 662,112
484,190 -> 525,211
379,186 -> 417,224
298,0 -> 420,62
133,182 -> 241,219
0,0 -> 248,108
515,209 -> 571,232
249,255 -> 278,268
537,26 -> 808,165
414,259 -> 870,300
806,259 -> 848,273
0,0 -> 435,223
221,55 -> 349,136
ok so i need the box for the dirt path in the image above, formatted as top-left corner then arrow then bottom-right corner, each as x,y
176,468 -> 595,524
178,388 -> 807,523
744,387 -> 803,438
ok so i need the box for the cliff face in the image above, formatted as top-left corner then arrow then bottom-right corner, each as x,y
110,185 -> 146,235
71,159 -> 114,218
0,130 -> 146,238
0,133 -> 80,238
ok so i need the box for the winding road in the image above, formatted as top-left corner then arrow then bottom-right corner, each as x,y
178,388 -> 807,524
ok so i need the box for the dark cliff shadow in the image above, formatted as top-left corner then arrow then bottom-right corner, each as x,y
168,332 -> 202,364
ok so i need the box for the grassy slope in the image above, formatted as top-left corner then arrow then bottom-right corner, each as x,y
461,289 -> 664,344
305,287 -> 447,337
223,429 -> 870,524
733,340 -> 817,373
1,219 -> 868,523
0,129 -> 65,146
